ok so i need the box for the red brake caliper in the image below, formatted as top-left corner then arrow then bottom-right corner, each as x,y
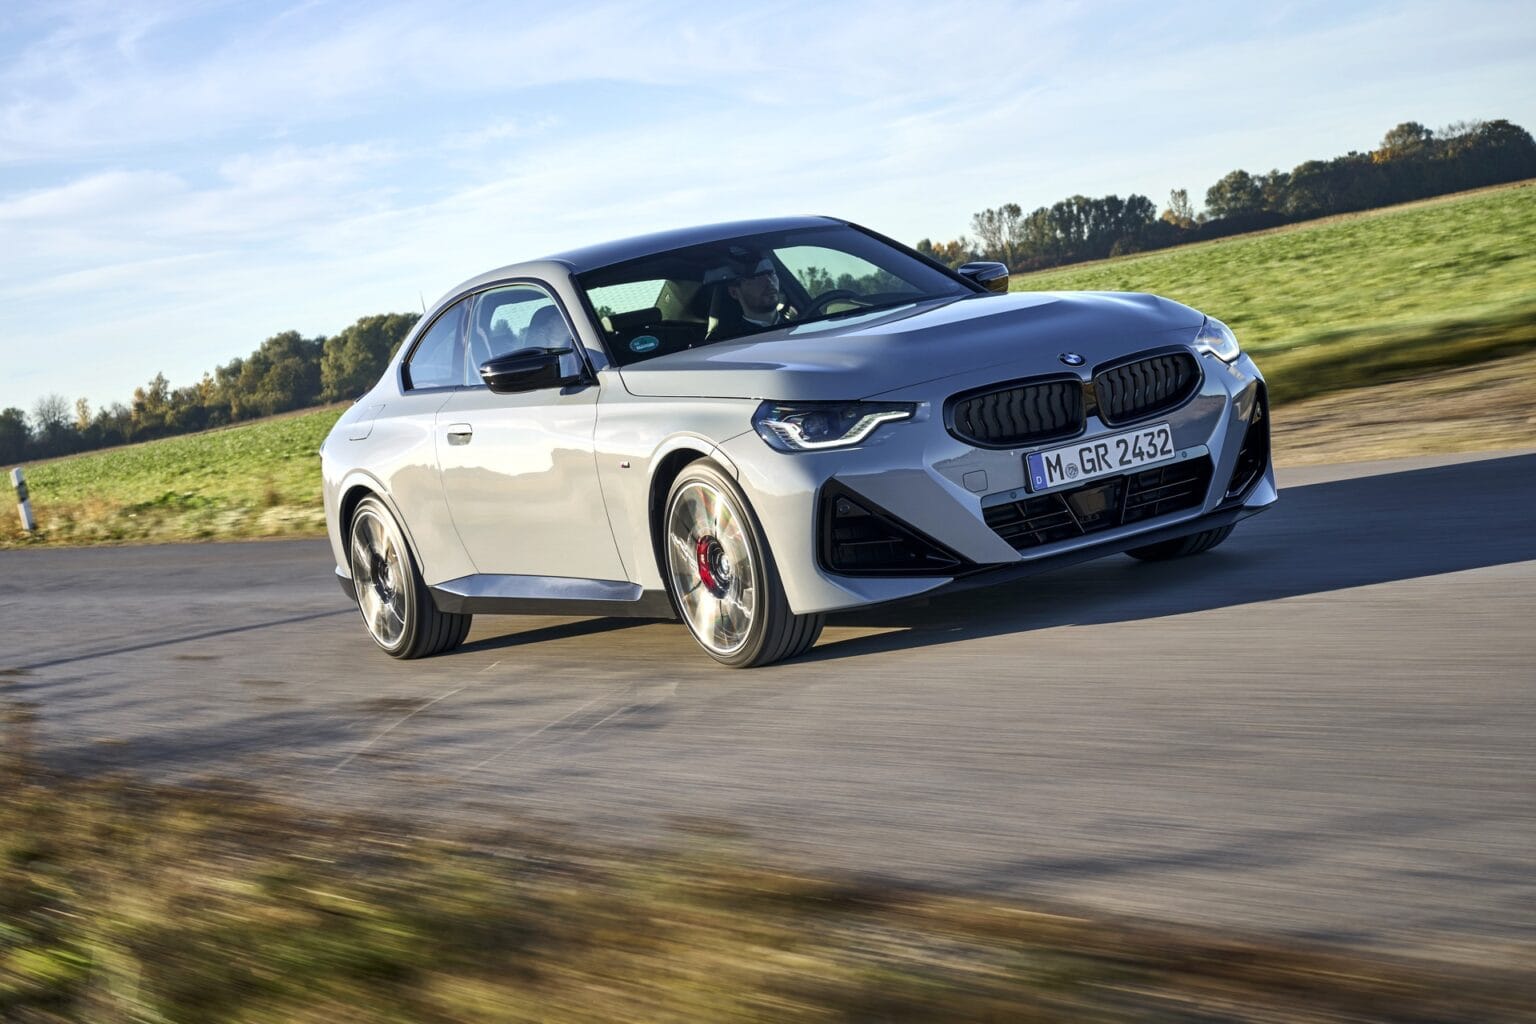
696,537 -> 718,591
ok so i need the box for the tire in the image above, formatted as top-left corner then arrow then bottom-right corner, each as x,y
662,460 -> 823,668
1126,524 -> 1235,562
348,495 -> 472,659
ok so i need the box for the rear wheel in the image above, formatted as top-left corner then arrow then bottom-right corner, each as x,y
663,461 -> 822,668
1126,524 -> 1234,562
348,495 -> 472,659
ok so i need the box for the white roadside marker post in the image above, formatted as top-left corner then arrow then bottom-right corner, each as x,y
11,467 -> 34,531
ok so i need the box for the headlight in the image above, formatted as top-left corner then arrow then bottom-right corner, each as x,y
753,401 -> 915,451
1193,316 -> 1241,363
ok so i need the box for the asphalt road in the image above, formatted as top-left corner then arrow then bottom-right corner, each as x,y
3,449 -> 1534,963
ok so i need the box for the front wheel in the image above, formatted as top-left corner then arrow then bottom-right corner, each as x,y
663,461 -> 822,668
348,495 -> 472,659
1126,524 -> 1234,562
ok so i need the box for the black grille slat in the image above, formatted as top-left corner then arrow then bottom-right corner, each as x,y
985,498 -> 1080,548
1093,351 -> 1200,426
983,457 -> 1214,552
949,349 -> 1199,448
949,377 -> 1083,447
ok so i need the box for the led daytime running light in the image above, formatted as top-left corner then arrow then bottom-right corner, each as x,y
753,402 -> 915,451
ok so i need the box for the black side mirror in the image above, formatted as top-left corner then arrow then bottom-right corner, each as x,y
957,261 -> 1010,294
478,348 -> 583,394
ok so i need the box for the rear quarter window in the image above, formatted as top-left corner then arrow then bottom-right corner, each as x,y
404,300 -> 467,390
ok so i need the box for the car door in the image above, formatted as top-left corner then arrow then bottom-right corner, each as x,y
434,282 -> 628,582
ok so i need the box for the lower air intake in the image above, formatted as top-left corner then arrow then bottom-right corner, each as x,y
984,457 -> 1214,552
1225,385 -> 1270,500
820,485 -> 965,576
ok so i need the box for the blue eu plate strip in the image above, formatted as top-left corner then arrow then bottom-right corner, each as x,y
1026,452 -> 1048,491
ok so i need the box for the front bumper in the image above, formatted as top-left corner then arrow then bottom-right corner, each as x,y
718,350 -> 1276,615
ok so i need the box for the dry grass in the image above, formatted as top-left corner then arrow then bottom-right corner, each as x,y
1,706 -> 1532,1023
1273,349 -> 1536,465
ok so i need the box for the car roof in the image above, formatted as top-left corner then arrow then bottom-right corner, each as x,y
542,215 -> 843,273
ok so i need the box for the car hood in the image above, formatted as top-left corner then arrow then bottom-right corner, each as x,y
614,291 -> 1207,400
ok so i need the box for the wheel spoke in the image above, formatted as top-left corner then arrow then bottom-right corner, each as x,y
357,518 -> 379,557
668,531 -> 696,569
370,600 -> 391,639
716,594 -> 746,644
351,532 -> 373,583
680,496 -> 709,544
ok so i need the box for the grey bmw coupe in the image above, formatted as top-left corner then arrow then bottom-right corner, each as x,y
322,217 -> 1275,667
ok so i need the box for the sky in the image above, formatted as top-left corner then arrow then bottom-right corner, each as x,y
2,0 -> 1534,416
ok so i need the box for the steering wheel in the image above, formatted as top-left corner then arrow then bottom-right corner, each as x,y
804,289 -> 871,316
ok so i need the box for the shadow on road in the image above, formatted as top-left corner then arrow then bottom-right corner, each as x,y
25,705 -> 361,779
9,609 -> 356,673
459,615 -> 660,655
801,453 -> 1536,662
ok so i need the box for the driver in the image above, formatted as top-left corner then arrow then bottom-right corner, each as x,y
726,254 -> 799,328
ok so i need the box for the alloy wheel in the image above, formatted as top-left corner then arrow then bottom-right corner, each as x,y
665,480 -> 758,656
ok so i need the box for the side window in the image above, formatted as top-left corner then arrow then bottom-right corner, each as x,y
405,299 -> 468,390
465,284 -> 582,386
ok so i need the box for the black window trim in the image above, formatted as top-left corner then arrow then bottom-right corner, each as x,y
460,278 -> 595,391
400,276 -> 597,394
400,297 -> 471,394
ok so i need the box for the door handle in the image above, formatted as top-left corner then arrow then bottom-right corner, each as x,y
446,423 -> 474,446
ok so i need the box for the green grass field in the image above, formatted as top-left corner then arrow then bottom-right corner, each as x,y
2,407 -> 343,547
4,182 -> 1533,549
1014,182 -> 1536,402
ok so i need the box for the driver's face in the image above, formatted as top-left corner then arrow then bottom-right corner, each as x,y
731,269 -> 780,315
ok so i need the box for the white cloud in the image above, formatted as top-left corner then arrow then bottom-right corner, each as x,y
0,169 -> 186,221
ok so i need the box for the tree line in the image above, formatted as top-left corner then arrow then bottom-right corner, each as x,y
916,118 -> 1536,272
1,313 -> 419,465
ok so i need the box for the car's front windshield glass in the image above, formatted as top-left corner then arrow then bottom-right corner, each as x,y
577,225 -> 971,365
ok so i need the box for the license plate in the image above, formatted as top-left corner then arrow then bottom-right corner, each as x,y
1026,422 -> 1175,491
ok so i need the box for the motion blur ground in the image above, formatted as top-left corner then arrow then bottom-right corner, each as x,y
2,733 -> 1532,1023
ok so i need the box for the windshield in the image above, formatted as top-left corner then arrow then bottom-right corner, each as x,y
577,224 -> 971,365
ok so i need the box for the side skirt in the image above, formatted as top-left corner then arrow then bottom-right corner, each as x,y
426,573 -> 677,619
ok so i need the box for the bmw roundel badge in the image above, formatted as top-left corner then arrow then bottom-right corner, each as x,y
1059,352 -> 1085,366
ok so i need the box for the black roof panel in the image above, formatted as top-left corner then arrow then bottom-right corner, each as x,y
543,215 -> 842,273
